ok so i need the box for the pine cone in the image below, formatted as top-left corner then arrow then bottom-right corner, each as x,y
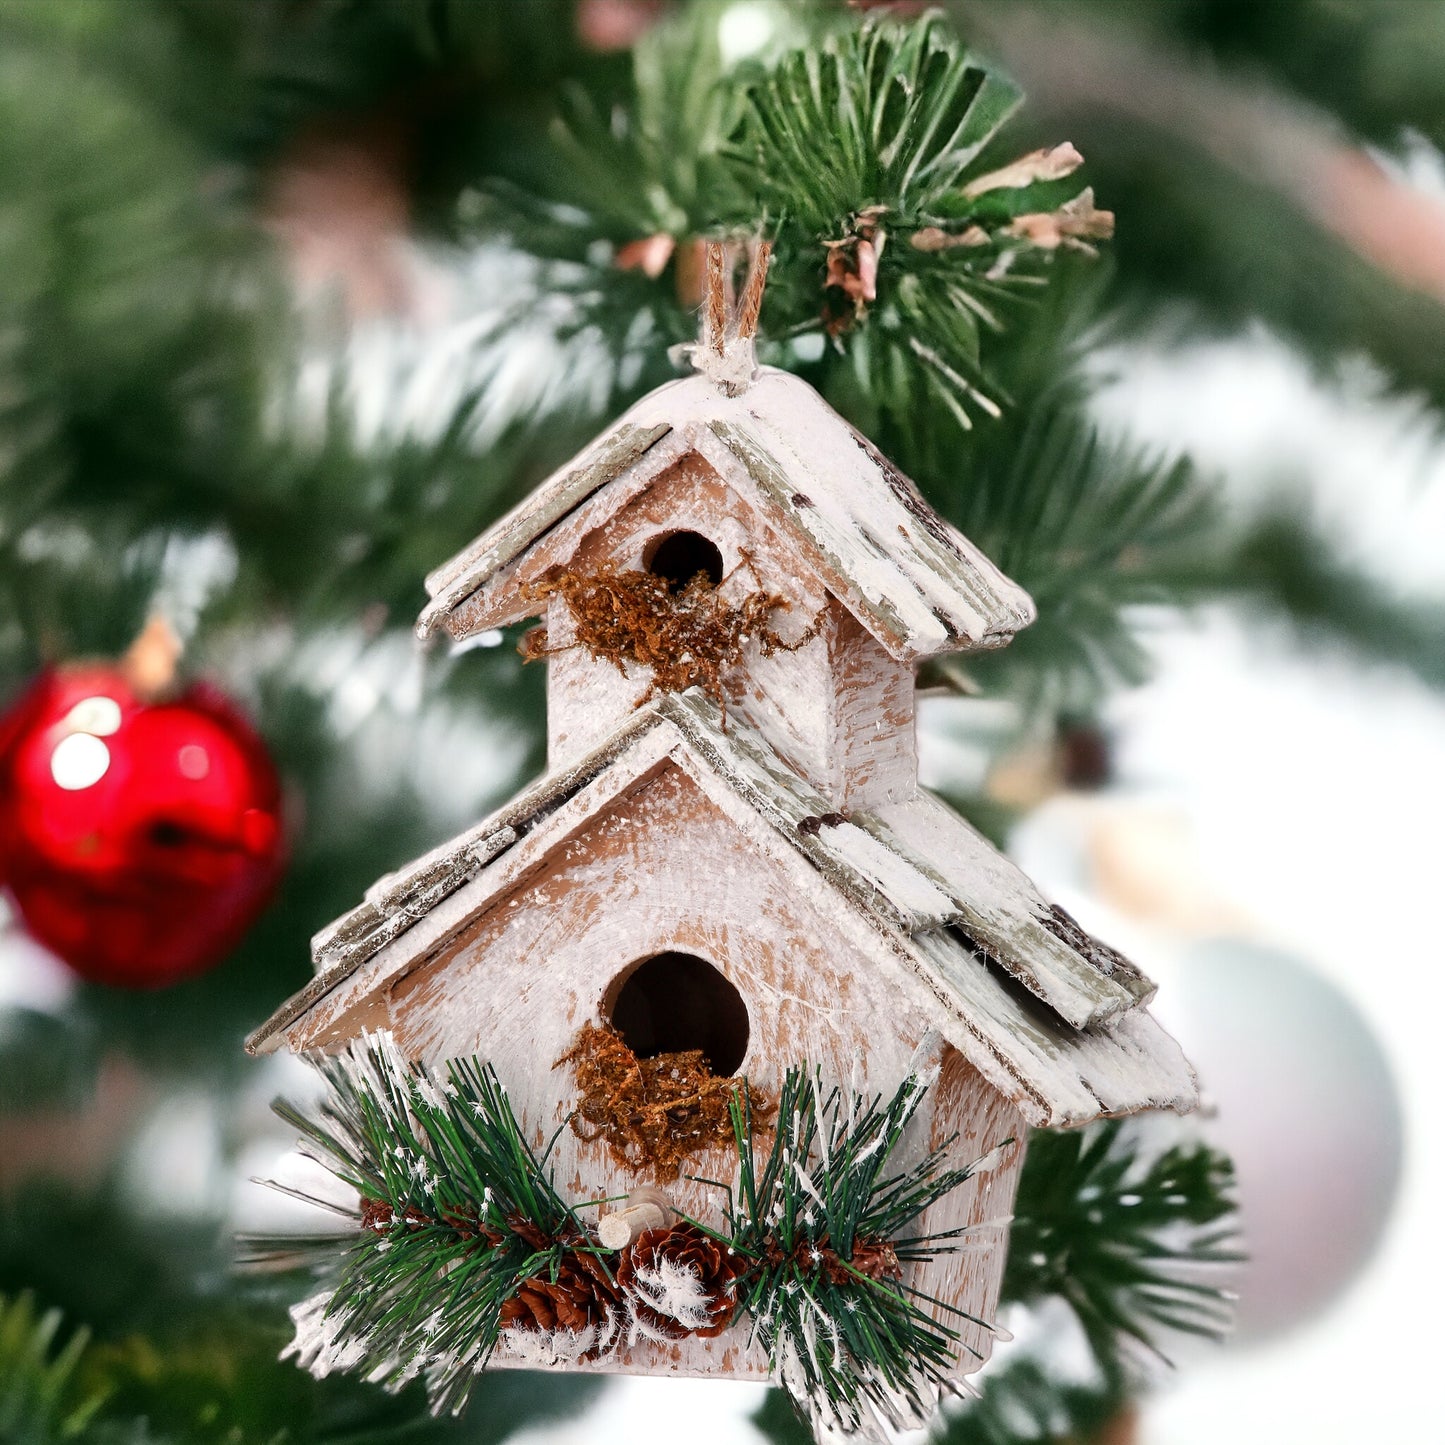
845,1237 -> 901,1283
618,1222 -> 743,1342
813,1239 -> 903,1286
498,1243 -> 623,1360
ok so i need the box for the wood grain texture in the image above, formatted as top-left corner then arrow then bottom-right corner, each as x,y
419,421 -> 673,637
418,368 -> 1035,659
250,695 -> 1196,1133
285,762 -> 1024,1380
521,445 -> 918,810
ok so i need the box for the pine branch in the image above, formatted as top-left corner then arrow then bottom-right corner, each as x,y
932,1356 -> 1122,1445
258,1034 -> 608,1417
476,8 -> 1113,430
956,0 -> 1445,416
754,1113 -> 1239,1445
1001,1121 -> 1240,1386
546,5 -> 741,238
901,392 -> 1218,711
1229,509 -> 1445,691
0,1282 -> 596,1445
723,1058 -> 1004,1440
0,1292 -> 110,1443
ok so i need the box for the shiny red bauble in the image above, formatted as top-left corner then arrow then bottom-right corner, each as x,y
0,665 -> 284,988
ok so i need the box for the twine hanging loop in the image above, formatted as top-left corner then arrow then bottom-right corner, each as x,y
694,237 -> 771,395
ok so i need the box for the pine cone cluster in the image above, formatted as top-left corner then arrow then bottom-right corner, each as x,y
617,1222 -> 744,1342
491,1219 -> 895,1361
764,1232 -> 902,1286
497,1227 -> 623,1362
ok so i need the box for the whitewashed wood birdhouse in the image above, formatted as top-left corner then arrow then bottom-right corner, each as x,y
249,250 -> 1196,1424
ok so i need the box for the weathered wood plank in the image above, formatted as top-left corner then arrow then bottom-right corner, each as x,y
417,421 -> 673,638
660,691 -> 957,931
864,792 -> 1149,1027
901,929 -> 1196,1128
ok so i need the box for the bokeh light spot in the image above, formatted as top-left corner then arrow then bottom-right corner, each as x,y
63,695 -> 122,737
51,732 -> 111,790
178,744 -> 210,780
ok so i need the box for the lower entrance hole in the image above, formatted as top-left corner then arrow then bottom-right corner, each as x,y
607,950 -> 749,1077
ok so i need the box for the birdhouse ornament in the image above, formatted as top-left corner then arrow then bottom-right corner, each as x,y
251,245 -> 1196,1440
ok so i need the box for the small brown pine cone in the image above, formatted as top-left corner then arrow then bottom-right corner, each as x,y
498,1245 -> 623,1360
357,1198 -> 432,1236
838,1237 -> 901,1284
617,1222 -> 743,1342
359,1196 -> 393,1235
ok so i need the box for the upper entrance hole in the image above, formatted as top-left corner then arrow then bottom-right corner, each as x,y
644,531 -> 724,593
608,951 -> 749,1076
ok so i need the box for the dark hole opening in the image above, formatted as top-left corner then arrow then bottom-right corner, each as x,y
608,951 -> 749,1076
644,530 -> 724,592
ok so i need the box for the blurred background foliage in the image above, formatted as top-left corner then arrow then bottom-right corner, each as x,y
0,0 -> 1440,1441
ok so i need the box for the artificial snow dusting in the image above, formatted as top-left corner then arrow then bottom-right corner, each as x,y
626,1256 -> 722,1341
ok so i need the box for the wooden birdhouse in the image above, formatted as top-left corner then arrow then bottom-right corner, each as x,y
250,246 -> 1196,1433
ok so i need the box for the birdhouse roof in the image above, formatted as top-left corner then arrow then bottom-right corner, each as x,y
417,367 -> 1036,663
247,690 -> 1194,1129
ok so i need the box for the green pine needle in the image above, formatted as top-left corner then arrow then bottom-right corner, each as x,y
722,13 -> 1023,234
1002,1120 -> 1241,1383
0,1292 -> 110,1442
721,1056 -> 999,1440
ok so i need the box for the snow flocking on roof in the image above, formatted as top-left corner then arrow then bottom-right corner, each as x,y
416,367 -> 1036,662
247,692 -> 1196,1130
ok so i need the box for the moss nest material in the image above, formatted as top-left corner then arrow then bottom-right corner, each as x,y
521,558 -> 818,713
556,1021 -> 773,1177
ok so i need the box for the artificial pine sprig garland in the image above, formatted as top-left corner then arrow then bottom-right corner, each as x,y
253,1035 -> 1234,1443
253,1033 -> 997,1433
724,1060 -> 1006,1441
258,1034 -> 614,1416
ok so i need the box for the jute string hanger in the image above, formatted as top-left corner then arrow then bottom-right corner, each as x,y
694,237 -> 771,397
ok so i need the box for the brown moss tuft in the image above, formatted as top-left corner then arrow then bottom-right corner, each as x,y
520,557 -> 819,715
555,1021 -> 773,1178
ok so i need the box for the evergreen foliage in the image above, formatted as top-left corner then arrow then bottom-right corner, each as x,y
0,1292 -> 108,1443
0,1189 -> 601,1444
256,1034 -> 609,1417
723,1060 -> 992,1439
249,1038 -> 1232,1443
1001,1122 -> 1239,1383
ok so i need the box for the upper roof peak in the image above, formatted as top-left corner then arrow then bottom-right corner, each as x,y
418,239 -> 1034,659
417,361 -> 1035,660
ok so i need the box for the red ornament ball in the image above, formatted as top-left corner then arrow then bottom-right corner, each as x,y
0,664 -> 285,988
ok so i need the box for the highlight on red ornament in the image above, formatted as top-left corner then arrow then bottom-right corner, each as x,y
0,643 -> 284,989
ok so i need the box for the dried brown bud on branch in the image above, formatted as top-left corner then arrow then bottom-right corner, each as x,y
1007,188 -> 1116,252
962,142 -> 1085,199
